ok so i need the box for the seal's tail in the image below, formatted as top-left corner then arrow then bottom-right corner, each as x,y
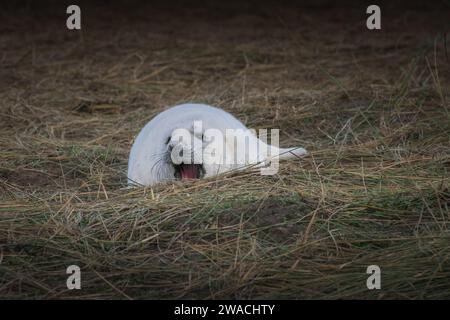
277,147 -> 308,160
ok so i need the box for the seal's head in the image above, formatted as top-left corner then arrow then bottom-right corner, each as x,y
128,106 -> 229,186
166,122 -> 207,181
134,119 -> 227,186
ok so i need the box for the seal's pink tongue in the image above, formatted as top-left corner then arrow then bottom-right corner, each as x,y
180,164 -> 198,180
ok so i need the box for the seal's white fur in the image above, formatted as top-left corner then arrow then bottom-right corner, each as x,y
127,103 -> 307,186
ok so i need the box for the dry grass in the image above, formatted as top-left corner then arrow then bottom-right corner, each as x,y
0,1 -> 449,299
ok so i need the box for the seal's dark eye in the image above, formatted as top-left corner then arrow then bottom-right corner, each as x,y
201,133 -> 204,140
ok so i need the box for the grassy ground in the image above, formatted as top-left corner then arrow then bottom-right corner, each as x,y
0,1 -> 449,299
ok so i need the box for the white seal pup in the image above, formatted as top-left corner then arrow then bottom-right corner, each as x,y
127,103 -> 307,186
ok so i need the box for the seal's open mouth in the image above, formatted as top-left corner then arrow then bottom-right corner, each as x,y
174,164 -> 205,180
